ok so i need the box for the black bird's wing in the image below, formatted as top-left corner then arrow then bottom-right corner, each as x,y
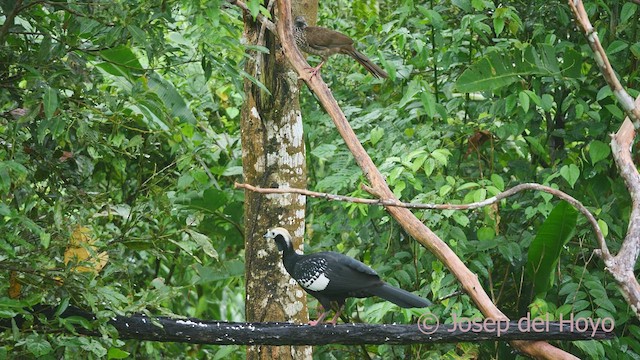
292,251 -> 431,309
312,252 -> 383,293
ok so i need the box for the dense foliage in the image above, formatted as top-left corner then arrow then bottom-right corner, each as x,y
1,0 -> 638,359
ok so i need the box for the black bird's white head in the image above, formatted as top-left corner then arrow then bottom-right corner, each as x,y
263,227 -> 293,252
294,16 -> 308,30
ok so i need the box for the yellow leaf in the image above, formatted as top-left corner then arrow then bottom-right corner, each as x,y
64,225 -> 108,273
8,271 -> 21,299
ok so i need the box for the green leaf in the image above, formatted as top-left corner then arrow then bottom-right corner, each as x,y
420,91 -> 437,118
370,127 -> 384,146
519,91 -> 530,113
43,87 -> 58,119
439,184 -> 452,197
574,341 -> 605,359
247,0 -> 261,18
185,229 -> 218,260
559,164 -> 580,188
477,227 -> 496,241
99,46 -> 143,72
588,140 -> 611,164
195,260 -> 245,285
597,219 -> 608,238
431,149 -> 450,166
126,25 -> 147,45
147,72 -> 197,124
606,40 -> 628,56
526,201 -> 578,296
490,174 -> 504,191
108,347 -> 130,359
621,3 -> 637,23
419,8 -> 444,29
493,17 -> 505,37
455,47 -> 550,92
25,335 -> 52,357
540,94 -> 554,112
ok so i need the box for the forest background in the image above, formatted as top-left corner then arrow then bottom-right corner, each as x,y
1,0 -> 639,359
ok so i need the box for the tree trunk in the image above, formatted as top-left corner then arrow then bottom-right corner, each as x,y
240,4 -> 312,360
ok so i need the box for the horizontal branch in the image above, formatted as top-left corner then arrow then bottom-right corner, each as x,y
5,306 -> 614,345
235,182 -> 606,256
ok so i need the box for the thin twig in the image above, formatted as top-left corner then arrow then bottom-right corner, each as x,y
235,182 -> 606,256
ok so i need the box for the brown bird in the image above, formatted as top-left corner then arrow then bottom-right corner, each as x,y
293,16 -> 388,79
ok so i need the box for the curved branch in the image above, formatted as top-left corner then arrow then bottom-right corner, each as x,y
275,0 -> 578,358
607,101 -> 640,319
235,182 -> 607,259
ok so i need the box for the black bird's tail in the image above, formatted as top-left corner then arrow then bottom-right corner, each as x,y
369,283 -> 432,308
349,49 -> 389,79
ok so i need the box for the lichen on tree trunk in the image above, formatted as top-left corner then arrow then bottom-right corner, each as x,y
240,7 -> 311,360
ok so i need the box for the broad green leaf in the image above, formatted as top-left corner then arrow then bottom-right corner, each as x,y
370,127 -> 384,146
606,40 -> 628,56
477,227 -> 496,241
431,149 -> 450,166
420,91 -> 437,118
631,42 -> 640,58
126,25 -> 147,45
185,229 -> 218,260
588,140 -> 611,164
519,91 -> 530,112
493,17 -> 505,37
597,219 -> 608,238
540,94 -> 554,112
456,47 -> 551,92
180,188 -> 229,213
559,164 -> 580,188
398,79 -> 421,108
574,341 -> 605,359
491,174 -> 504,191
621,3 -> 637,23
526,201 -> 578,296
43,87 -> 58,119
195,260 -> 244,284
247,0 -> 261,18
108,347 -> 130,359
419,8 -> 444,29
25,335 -> 52,357
439,184 -> 452,197
147,72 -> 197,124
99,46 -> 143,71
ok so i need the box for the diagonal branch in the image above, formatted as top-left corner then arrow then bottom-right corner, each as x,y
275,0 -> 578,358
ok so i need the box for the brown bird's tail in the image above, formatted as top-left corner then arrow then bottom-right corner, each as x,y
350,49 -> 388,79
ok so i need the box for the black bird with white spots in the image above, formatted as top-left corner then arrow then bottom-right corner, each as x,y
264,227 -> 432,325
